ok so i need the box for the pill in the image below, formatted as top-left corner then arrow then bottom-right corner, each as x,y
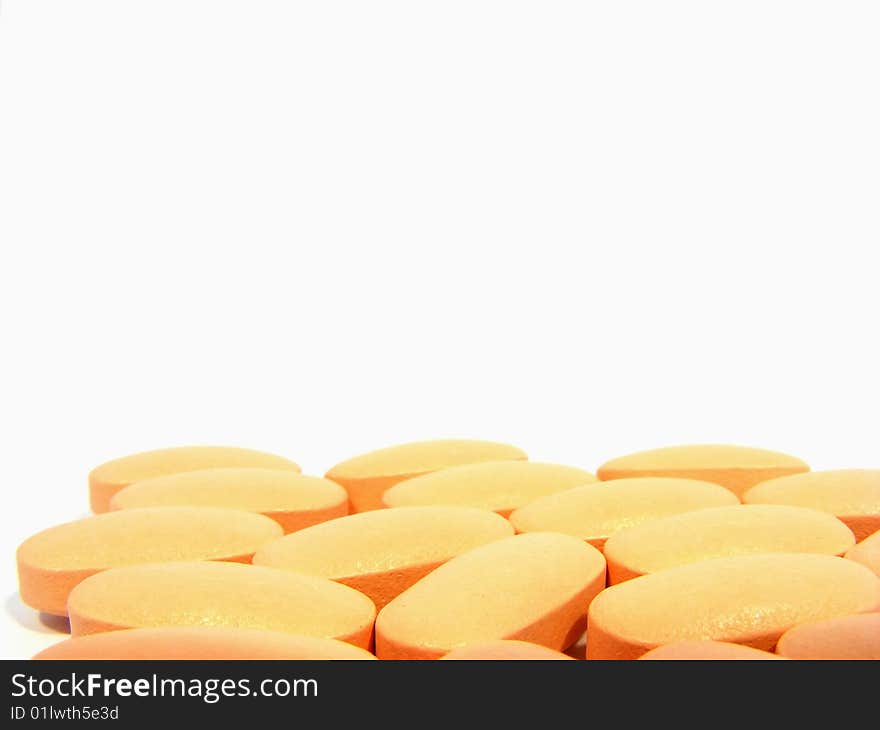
604,504 -> 856,583
253,506 -> 514,609
382,461 -> 596,517
845,529 -> 880,576
586,553 -> 880,659
743,470 -> 880,540
67,561 -> 376,648
638,641 -> 786,660
325,439 -> 527,512
441,640 -> 575,660
89,446 -> 301,513
775,613 -> 880,659
509,477 -> 738,549
375,532 -> 606,659
16,507 -> 283,616
596,444 -> 809,499
33,627 -> 377,660
110,468 -> 348,534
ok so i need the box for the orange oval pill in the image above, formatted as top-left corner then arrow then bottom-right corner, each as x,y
110,468 -> 348,534
33,627 -> 377,660
382,461 -> 596,517
441,640 -> 574,660
604,505 -> 856,583
375,532 -> 606,659
845,529 -> 880,576
325,439 -> 527,512
639,641 -> 786,660
89,446 -> 301,513
596,444 -> 808,499
775,613 -> 880,659
253,506 -> 513,609
744,470 -> 880,540
509,477 -> 738,549
586,553 -> 880,659
67,561 -> 376,648
16,507 -> 283,616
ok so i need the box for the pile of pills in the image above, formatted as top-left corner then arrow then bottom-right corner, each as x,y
15,441 -> 880,659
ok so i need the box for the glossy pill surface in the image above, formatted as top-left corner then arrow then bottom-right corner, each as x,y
33,627 -> 377,660
67,561 -> 376,648
326,439 -> 528,513
253,506 -> 513,609
604,504 -> 855,583
775,613 -> 880,659
111,468 -> 348,533
744,470 -> 880,540
16,507 -> 283,615
597,444 -> 808,499
375,532 -> 606,659
382,461 -> 596,517
509,477 -> 738,549
586,553 -> 880,659
89,446 -> 300,513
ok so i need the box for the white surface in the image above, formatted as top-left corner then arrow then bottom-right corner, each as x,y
1,1 -> 878,659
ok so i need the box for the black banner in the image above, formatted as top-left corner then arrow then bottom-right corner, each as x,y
1,660 -> 870,725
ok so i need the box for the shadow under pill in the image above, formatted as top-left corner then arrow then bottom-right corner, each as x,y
564,631 -> 587,660
4,592 -> 70,634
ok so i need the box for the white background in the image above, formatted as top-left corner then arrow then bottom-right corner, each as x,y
1,1 -> 878,659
